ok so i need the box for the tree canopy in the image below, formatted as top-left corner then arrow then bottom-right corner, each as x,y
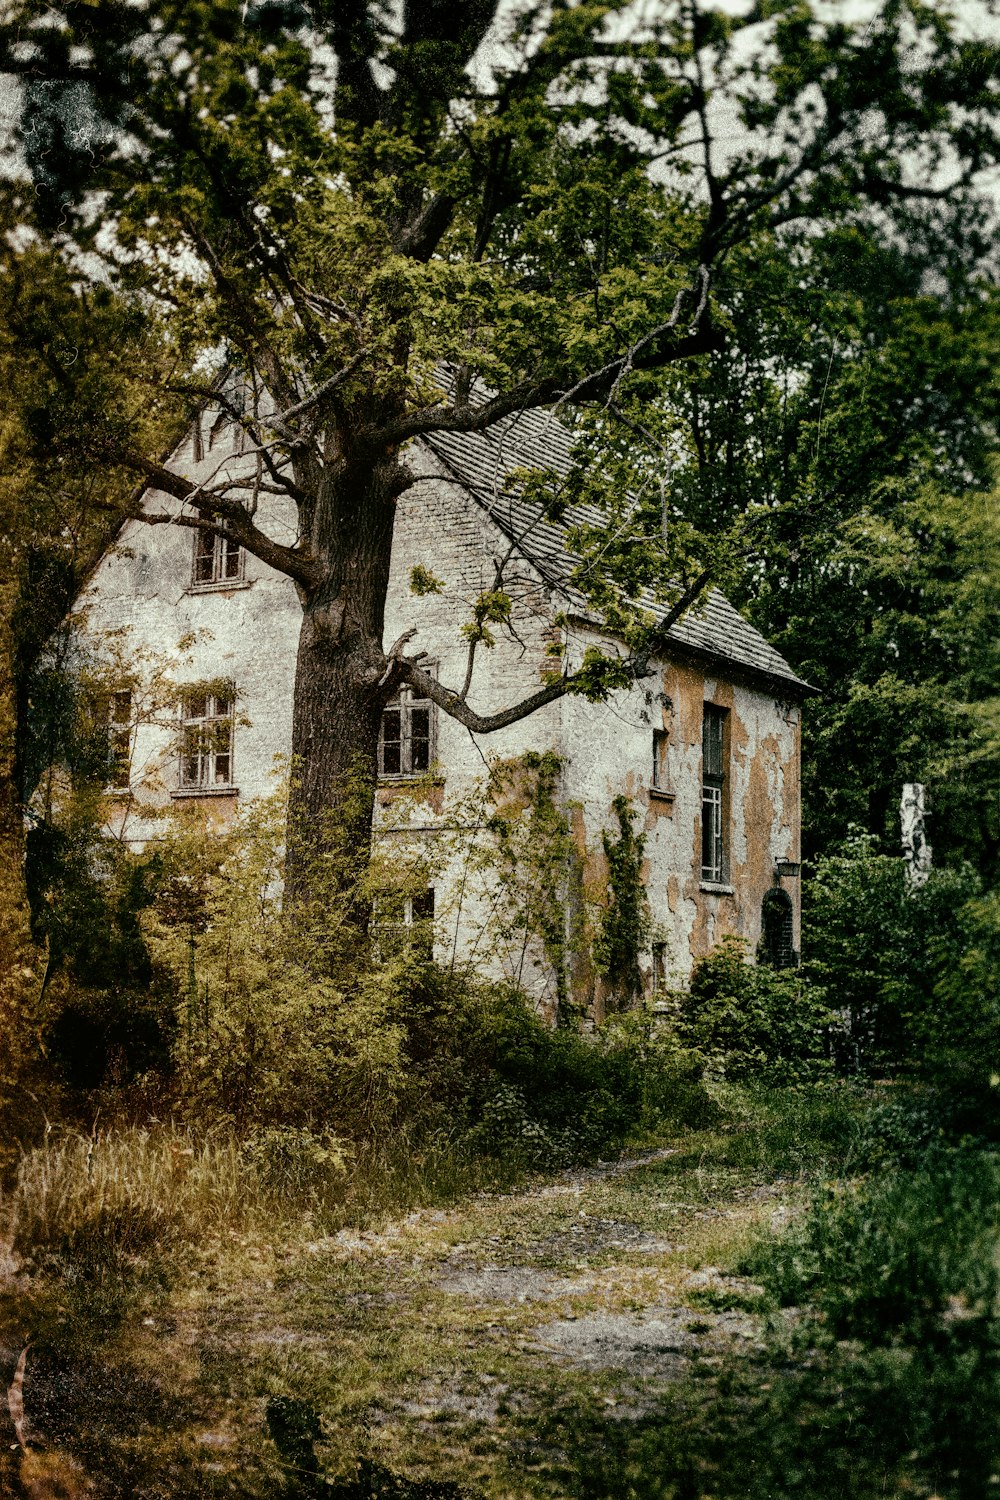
2,0 -> 1000,887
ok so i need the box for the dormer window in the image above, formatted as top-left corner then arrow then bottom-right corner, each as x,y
192,527 -> 243,589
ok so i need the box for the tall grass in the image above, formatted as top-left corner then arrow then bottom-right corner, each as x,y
7,1124 -> 348,1275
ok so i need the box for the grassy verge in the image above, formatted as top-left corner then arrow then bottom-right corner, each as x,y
0,1081 -> 867,1498
4,1082 -> 997,1498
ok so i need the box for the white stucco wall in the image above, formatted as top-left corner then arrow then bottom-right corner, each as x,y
76,411 -> 803,1008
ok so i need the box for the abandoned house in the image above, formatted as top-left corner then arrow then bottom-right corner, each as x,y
79,392 -> 812,1015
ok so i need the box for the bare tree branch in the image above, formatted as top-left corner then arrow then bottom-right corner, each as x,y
378,322 -> 724,449
114,454 -> 322,589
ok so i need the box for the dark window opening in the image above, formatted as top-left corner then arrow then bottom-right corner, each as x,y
379,687 -> 434,777
192,528 -> 243,588
761,887 -> 796,969
651,941 -> 668,996
179,688 -> 235,789
652,729 -> 670,791
701,705 -> 727,883
108,689 -> 132,788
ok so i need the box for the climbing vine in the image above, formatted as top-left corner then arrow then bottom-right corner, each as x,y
593,795 -> 650,1007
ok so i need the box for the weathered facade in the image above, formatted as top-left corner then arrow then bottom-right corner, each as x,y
79,397 -> 811,1014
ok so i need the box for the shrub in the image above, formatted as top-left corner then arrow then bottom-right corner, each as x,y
678,935 -> 835,1082
760,1148 -> 1000,1343
805,835 -> 984,1075
750,1145 -> 1000,1488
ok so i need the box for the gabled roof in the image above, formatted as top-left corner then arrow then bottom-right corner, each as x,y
422,406 -> 814,699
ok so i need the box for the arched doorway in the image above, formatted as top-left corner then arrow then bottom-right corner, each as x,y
761,887 -> 796,969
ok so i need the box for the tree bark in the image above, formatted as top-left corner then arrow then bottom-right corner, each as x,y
0,583 -> 38,1132
285,455 -> 401,924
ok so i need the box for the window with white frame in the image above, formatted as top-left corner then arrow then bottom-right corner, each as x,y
378,686 -> 433,777
374,887 -> 435,961
192,526 -> 243,588
108,689 -> 132,789
178,687 -> 235,790
701,704 -> 728,883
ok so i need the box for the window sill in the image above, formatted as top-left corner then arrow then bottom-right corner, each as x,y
171,785 -> 239,800
648,786 -> 675,803
185,579 -> 252,595
378,774 -> 445,786
699,881 -> 734,896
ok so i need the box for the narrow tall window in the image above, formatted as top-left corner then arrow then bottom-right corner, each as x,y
701,705 -> 727,883
378,686 -> 433,777
652,729 -> 670,791
651,941 -> 668,997
179,688 -> 235,789
108,689 -> 132,788
192,527 -> 243,588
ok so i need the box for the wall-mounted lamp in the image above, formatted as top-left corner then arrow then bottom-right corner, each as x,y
774,860 -> 801,879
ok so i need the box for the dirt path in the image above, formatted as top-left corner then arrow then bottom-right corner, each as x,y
1,1132 -> 800,1498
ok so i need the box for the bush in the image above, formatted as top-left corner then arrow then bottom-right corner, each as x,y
749,1144 -> 1000,1489
805,835 -> 984,1075
678,935 -> 835,1082
760,1147 -> 1000,1343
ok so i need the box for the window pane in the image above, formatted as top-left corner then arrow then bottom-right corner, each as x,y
194,531 -> 216,583
182,726 -> 203,783
703,707 -> 725,780
213,694 -> 231,719
411,888 -> 435,922
382,708 -> 401,741
409,706 -> 430,771
381,741 -> 401,776
110,728 -> 130,786
214,753 -> 231,784
222,539 -> 241,578
185,693 -> 207,722
701,786 -> 722,881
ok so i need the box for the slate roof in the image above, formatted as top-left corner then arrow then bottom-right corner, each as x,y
423,404 -> 813,698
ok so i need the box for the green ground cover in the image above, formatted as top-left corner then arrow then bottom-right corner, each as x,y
9,1081 -> 990,1500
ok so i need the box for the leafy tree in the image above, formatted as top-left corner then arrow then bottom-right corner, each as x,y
2,0 -> 999,905
0,241 -> 182,1114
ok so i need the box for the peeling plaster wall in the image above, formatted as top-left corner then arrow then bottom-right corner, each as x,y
76,419 -> 802,1003
559,643 -> 801,995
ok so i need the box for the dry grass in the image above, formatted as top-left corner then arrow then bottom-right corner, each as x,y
6,1124 -> 348,1272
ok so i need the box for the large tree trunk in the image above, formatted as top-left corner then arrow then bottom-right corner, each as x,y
0,583 -> 38,1141
285,456 -> 402,930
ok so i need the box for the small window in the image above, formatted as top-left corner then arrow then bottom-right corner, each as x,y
701,705 -> 728,883
652,729 -> 670,791
179,688 -> 235,789
379,686 -> 434,778
192,527 -> 243,588
108,689 -> 132,788
374,888 -> 435,961
651,941 -> 668,997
